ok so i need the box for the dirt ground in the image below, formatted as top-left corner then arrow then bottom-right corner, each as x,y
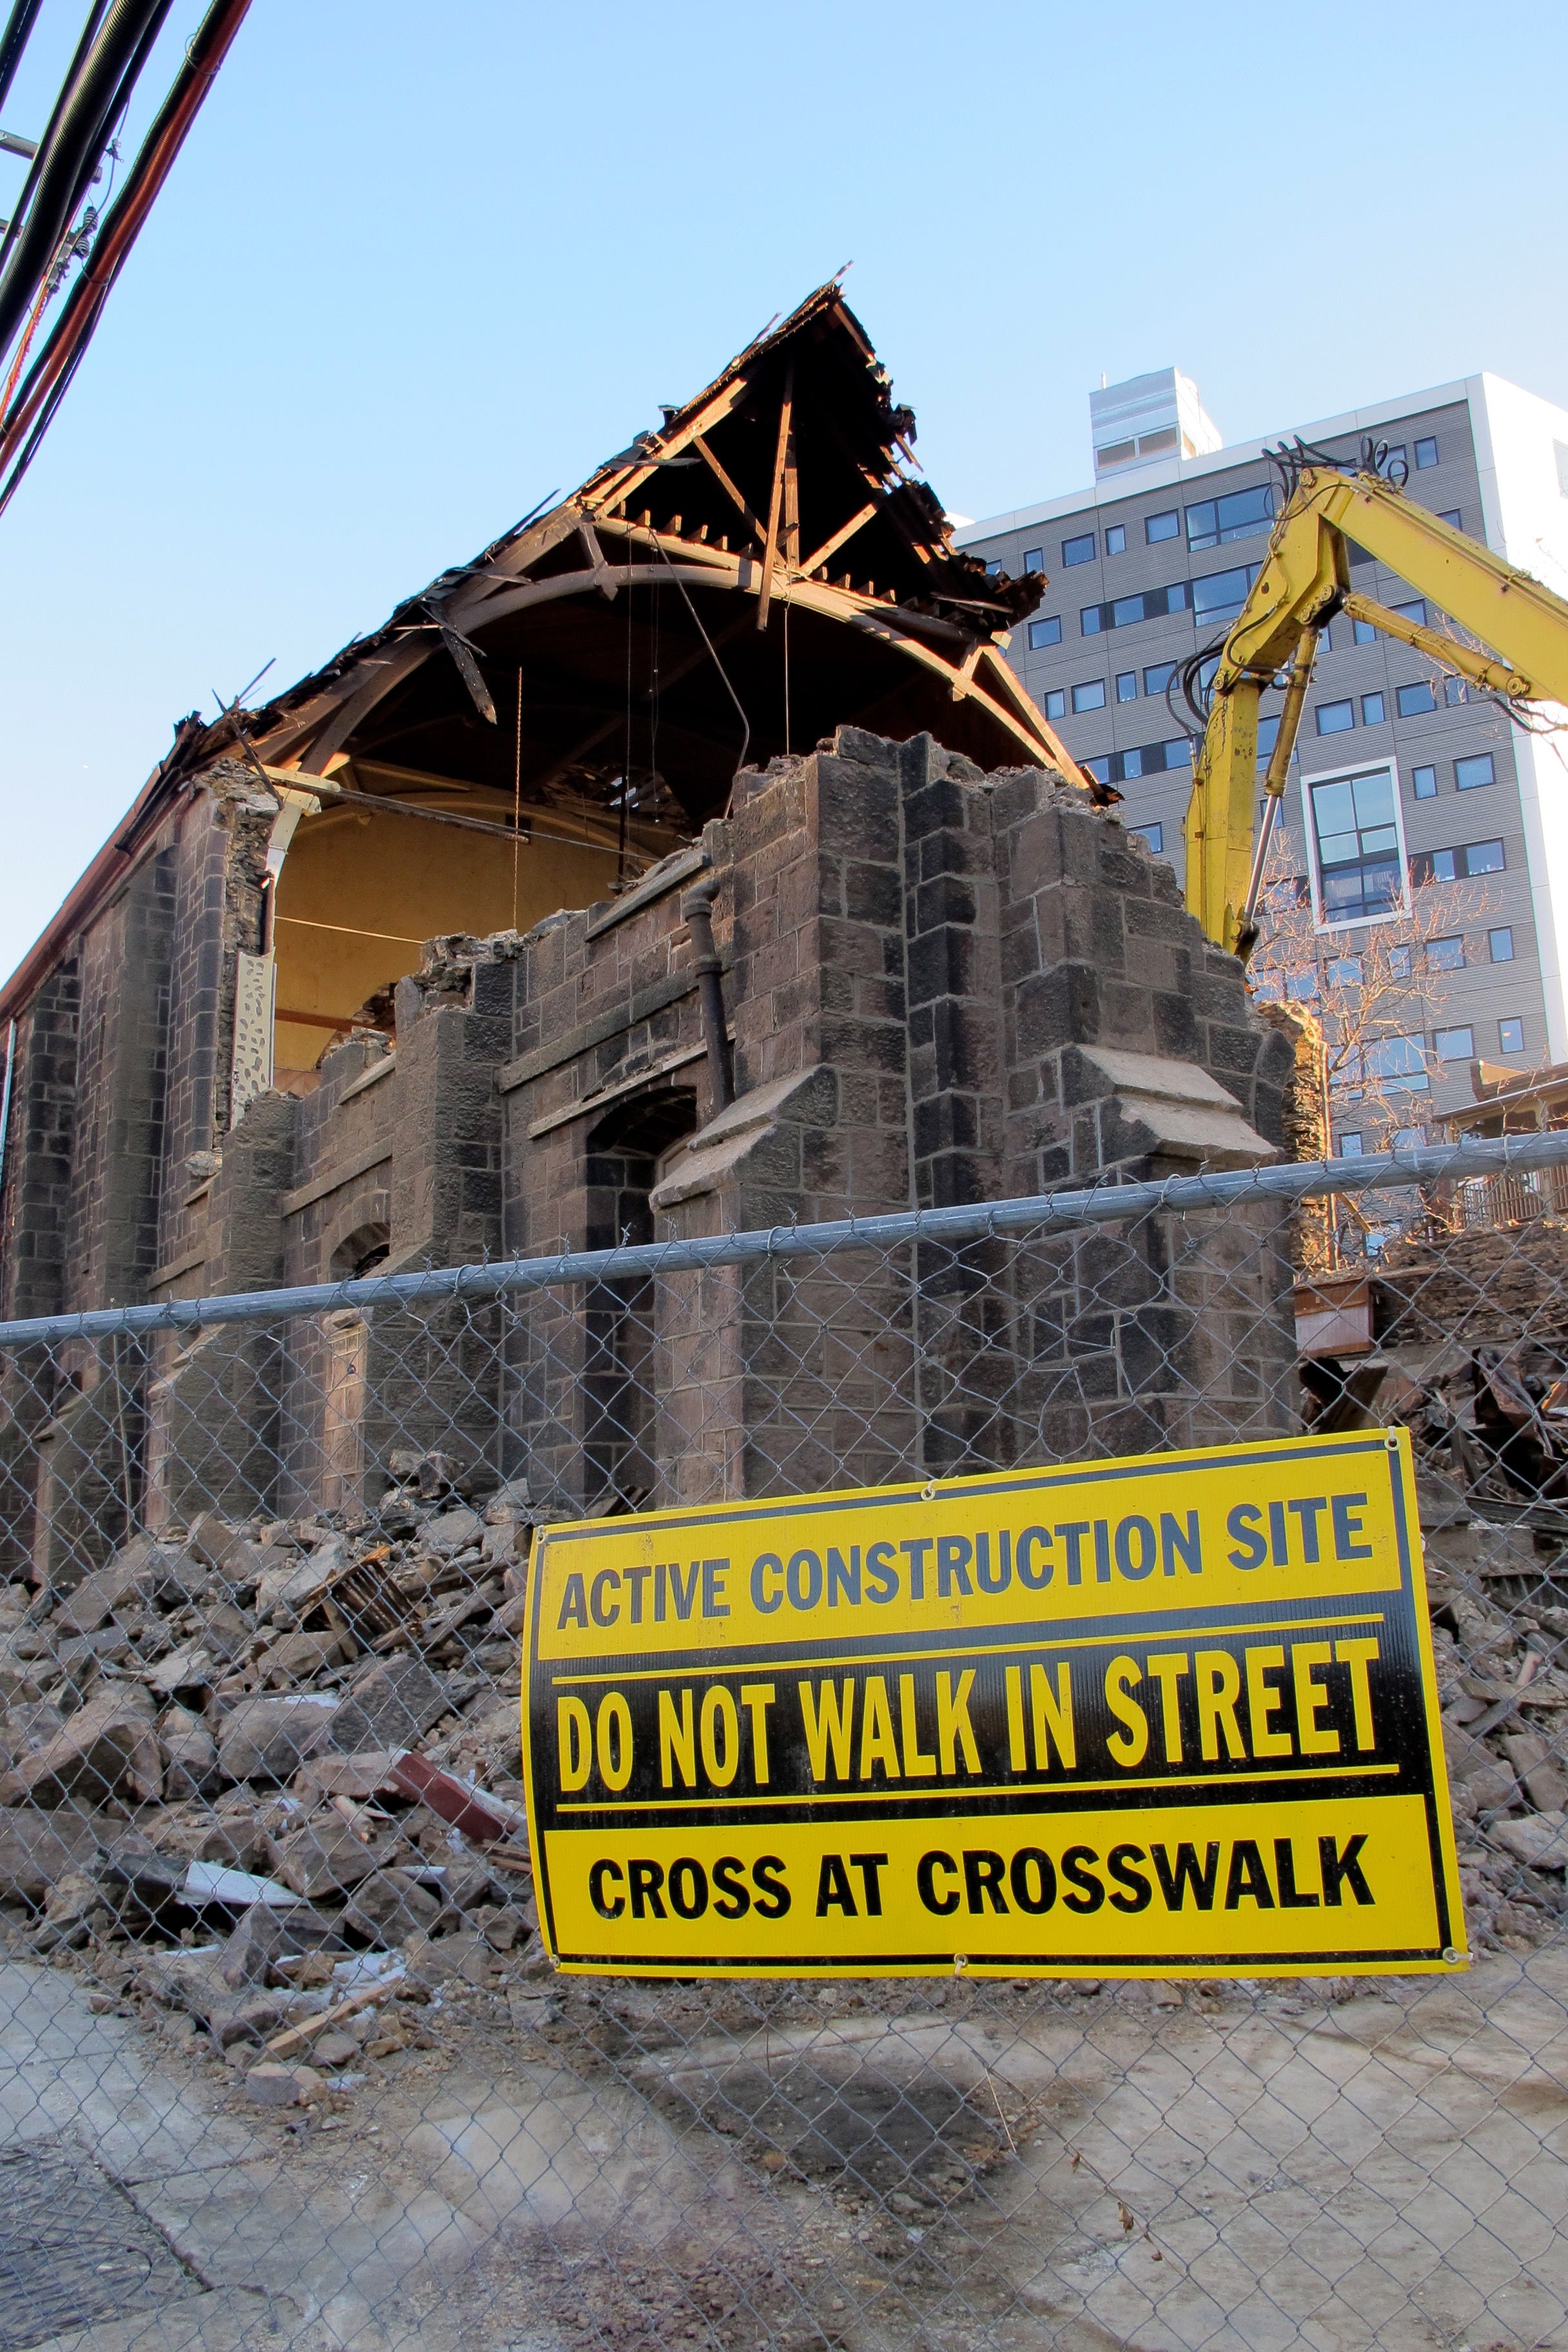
3,1932 -> 1567,2352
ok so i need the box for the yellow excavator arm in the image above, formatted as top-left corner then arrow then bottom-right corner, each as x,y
1183,459 -> 1568,957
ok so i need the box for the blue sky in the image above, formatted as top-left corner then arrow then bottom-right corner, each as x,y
2,0 -> 1567,978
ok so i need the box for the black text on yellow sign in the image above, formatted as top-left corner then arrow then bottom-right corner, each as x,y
520,1429 -> 1465,1978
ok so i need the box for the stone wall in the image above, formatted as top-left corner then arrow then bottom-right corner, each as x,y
1,728 -> 1304,1553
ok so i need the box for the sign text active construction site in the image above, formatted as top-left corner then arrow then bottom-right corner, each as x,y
525,1429 -> 1464,1977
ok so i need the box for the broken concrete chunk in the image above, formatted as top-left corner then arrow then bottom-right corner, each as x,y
160,1725 -> 219,1799
52,1566 -> 151,1637
1493,1812 -> 1568,1870
253,1540 -> 346,1622
246,2061 -> 321,2107
0,1689 -> 162,1807
271,1818 -> 386,1900
148,1644 -> 219,1697
253,1630 -> 349,1689
0,1807 -> 109,1904
99,1833 -> 186,1908
217,1695 -> 337,1783
341,1867 -> 441,1946
0,1701 -> 64,1770
422,1508 -> 483,1558
217,1904 -> 289,1990
1501,1730 -> 1568,1815
187,1512 -> 271,1588
297,1750 -> 402,1801
330,1658 -> 450,1754
483,1478 -> 531,1524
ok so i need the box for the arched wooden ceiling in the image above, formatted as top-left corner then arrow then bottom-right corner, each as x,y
189,279 -> 1092,834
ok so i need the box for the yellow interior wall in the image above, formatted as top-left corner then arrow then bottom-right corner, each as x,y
271,804 -> 638,1075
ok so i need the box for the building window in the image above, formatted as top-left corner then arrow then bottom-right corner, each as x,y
1377,445 -> 1407,480
1357,1034 -> 1429,1092
1455,752 -> 1495,790
985,560 -> 1002,577
1338,1132 -> 1364,1156
1353,617 -> 1377,645
1316,700 -> 1355,736
1396,681 -> 1437,717
1414,436 -> 1439,470
1499,1017 -> 1525,1054
1438,508 -> 1462,531
1028,615 -> 1062,651
1127,821 -> 1163,853
1044,688 -> 1066,719
1143,661 -> 1177,696
1186,484 -> 1275,551
1081,580 -> 1195,635
1415,839 -> 1505,883
1434,1024 -> 1475,1062
1063,533 -> 1096,567
1318,621 -> 1333,652
1306,763 -> 1404,923
1082,754 -> 1112,786
1023,547 -> 1044,573
1391,598 -> 1428,628
1361,692 -> 1386,727
1328,955 -> 1362,986
1411,763 -> 1437,799
1285,970 -> 1319,1002
1115,671 -> 1138,703
1191,561 -> 1262,625
1072,679 -> 1106,713
1105,524 -> 1126,556
1426,936 -> 1465,972
1388,945 -> 1413,980
1444,678 -> 1469,707
1257,714 -> 1282,760
1489,926 -> 1514,962
1146,510 -> 1179,544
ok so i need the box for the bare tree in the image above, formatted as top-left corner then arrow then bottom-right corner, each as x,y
1248,830 -> 1499,1250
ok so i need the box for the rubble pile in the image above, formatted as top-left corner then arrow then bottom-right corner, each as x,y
0,1451 -> 544,2094
1376,1217 -> 1568,1349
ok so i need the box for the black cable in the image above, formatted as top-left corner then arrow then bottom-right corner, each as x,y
0,0 -> 247,514
0,0 -> 169,366
0,0 -> 44,113
0,1 -> 108,278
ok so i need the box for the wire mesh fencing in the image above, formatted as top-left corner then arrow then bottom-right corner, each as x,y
0,1140 -> 1567,2349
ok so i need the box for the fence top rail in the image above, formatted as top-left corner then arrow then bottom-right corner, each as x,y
1,1131 -> 1563,1351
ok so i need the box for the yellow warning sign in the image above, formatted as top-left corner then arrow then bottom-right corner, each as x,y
520,1429 -> 1465,1979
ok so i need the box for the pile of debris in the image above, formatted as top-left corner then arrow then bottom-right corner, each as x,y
0,1451 -> 542,2097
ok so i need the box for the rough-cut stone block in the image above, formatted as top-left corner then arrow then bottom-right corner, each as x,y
218,1696 -> 337,1783
329,1658 -> 451,1754
271,1818 -> 387,1899
342,1867 -> 442,1944
0,1690 -> 161,1807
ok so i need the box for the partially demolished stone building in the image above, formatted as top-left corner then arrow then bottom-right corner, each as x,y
0,284 -> 1298,1580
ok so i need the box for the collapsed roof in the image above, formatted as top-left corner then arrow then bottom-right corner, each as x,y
2,279 -> 1078,1026
181,275 -> 1077,822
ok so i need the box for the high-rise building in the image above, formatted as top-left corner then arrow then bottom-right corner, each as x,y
959,371 -> 1568,1137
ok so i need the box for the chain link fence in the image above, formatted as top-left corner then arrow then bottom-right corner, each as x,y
1,1139 -> 1567,2350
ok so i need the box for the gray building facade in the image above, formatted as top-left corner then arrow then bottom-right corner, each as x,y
960,370 -> 1568,1144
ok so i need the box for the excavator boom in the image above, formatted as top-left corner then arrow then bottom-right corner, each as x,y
1183,461 -> 1568,957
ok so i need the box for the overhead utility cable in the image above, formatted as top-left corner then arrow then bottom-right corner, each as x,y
0,0 -> 252,514
0,0 -> 167,360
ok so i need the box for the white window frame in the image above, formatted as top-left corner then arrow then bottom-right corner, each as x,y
1298,756 -> 1411,934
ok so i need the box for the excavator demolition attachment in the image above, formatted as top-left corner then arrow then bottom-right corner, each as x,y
1182,451 -> 1568,959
